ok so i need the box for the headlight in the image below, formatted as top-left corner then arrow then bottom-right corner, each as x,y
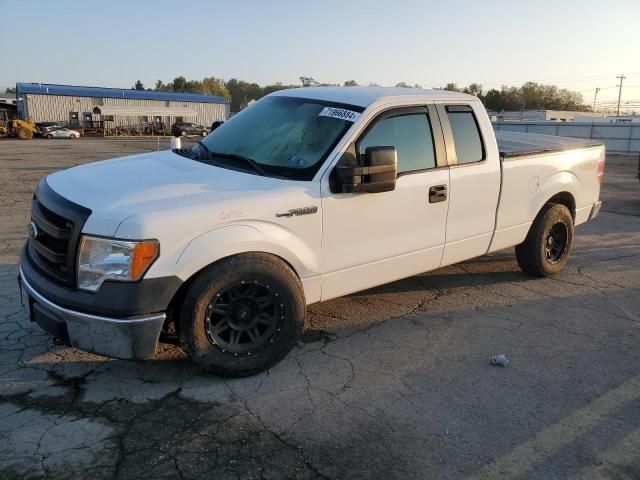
77,236 -> 159,292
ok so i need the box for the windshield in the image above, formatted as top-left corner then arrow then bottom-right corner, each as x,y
194,96 -> 363,180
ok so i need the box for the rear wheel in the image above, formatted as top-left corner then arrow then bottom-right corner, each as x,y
181,130 -> 187,137
179,253 -> 305,377
46,134 -> 53,139
201,130 -> 208,137
516,203 -> 574,277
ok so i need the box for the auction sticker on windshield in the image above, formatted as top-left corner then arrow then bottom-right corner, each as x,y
319,107 -> 361,122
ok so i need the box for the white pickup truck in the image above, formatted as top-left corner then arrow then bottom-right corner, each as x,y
19,87 -> 605,377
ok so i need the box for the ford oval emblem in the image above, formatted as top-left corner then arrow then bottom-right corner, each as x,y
28,221 -> 39,240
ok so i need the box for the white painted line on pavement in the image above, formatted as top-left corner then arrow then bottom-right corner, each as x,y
466,376 -> 640,480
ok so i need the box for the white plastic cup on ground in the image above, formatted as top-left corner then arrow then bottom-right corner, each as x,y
491,354 -> 509,367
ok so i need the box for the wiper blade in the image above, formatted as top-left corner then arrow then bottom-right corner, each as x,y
195,140 -> 211,155
207,151 -> 268,177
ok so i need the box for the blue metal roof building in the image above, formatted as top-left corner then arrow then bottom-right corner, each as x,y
16,83 -> 227,104
15,82 -> 229,127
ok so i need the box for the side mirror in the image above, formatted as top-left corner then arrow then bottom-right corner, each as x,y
335,146 -> 397,193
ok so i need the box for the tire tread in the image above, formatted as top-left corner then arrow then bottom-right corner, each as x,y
516,203 -> 574,277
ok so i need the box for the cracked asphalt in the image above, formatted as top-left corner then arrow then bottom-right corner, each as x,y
1,137 -> 639,479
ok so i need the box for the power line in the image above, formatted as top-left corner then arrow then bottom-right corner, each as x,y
576,86 -> 618,93
616,74 -> 627,117
449,73 -> 640,87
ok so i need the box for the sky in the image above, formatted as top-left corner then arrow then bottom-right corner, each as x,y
1,0 -> 639,109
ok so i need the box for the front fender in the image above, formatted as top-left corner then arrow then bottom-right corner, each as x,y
171,223 -> 322,302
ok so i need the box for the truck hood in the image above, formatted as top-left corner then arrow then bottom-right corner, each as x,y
46,149 -> 284,235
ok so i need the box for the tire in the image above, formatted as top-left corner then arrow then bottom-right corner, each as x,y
17,127 -> 33,140
47,134 -> 53,139
181,130 -> 187,137
516,203 -> 574,277
179,253 -> 305,377
201,130 -> 208,137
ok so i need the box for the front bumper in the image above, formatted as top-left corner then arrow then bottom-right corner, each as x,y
19,266 -> 165,360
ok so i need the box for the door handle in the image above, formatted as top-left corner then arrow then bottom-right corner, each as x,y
428,185 -> 447,203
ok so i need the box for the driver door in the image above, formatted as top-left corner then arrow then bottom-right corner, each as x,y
320,105 -> 450,301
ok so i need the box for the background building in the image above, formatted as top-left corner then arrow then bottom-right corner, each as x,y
0,92 -> 17,118
573,115 -> 640,124
15,83 -> 229,132
494,110 -> 587,122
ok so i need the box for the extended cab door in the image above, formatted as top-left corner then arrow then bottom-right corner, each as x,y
435,102 -> 501,266
320,105 -> 450,301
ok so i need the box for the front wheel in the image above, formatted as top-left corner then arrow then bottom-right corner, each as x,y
17,127 -> 33,140
179,253 -> 305,377
181,130 -> 187,137
516,203 -> 574,277
201,130 -> 208,137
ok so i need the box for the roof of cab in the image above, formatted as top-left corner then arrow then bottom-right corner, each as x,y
272,86 -> 477,108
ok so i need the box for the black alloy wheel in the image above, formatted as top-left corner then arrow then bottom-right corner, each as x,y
178,252 -> 306,377
205,281 -> 283,356
544,222 -> 568,264
516,203 -> 574,277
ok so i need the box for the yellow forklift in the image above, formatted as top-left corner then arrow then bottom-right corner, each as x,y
0,109 -> 7,137
0,109 -> 39,139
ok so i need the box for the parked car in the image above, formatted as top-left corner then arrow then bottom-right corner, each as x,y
36,122 -> 64,136
45,127 -> 80,139
19,87 -> 604,377
210,120 -> 224,132
66,125 -> 84,137
171,122 -> 208,137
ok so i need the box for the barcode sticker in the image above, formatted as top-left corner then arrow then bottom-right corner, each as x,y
319,107 -> 361,122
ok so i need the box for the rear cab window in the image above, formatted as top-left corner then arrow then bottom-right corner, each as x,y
445,105 -> 485,165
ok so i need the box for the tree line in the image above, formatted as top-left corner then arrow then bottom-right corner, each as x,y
3,79 -> 589,113
128,76 -> 587,113
440,82 -> 589,112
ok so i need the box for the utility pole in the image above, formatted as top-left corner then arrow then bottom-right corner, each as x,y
616,74 -> 626,117
592,87 -> 600,121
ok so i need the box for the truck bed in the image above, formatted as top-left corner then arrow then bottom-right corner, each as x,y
490,129 -> 604,254
496,131 -> 603,158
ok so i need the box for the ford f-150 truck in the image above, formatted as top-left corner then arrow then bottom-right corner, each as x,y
18,87 -> 605,377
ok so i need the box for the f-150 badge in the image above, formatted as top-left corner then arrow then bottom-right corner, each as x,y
276,206 -> 318,218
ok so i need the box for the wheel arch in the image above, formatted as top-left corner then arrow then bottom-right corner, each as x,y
523,191 -> 576,244
533,170 -> 579,224
161,222 -> 320,331
171,223 -> 319,281
544,191 -> 576,221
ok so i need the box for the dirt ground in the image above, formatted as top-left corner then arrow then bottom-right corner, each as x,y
1,137 -> 639,479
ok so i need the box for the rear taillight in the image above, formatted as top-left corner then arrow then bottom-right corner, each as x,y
597,156 -> 605,184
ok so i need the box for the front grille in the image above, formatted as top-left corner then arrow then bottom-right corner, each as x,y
30,198 -> 73,283
27,179 -> 91,288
